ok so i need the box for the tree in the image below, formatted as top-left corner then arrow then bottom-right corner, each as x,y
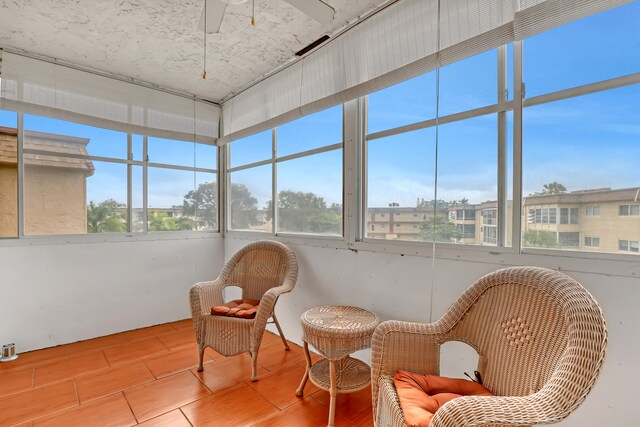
459,198 -> 469,206
420,214 -> 462,242
87,199 -> 126,233
532,182 -> 567,196
182,181 -> 258,230
416,198 -> 452,209
183,182 -> 217,230
148,212 -> 194,231
229,183 -> 259,229
266,190 -> 341,234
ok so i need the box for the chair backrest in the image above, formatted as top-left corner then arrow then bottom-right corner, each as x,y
438,267 -> 606,411
219,240 -> 298,301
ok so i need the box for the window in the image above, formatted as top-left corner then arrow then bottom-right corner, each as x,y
14,115 -> 218,236
228,106 -> 343,236
584,236 -> 600,247
522,5 -> 640,257
482,209 -> 497,226
367,72 -> 437,134
439,50 -> 497,116
457,224 -> 476,239
0,110 -> 18,237
559,232 -> 580,248
23,115 -> 129,235
228,165 -> 270,232
456,210 -> 476,220
559,208 -> 579,225
524,1 -> 640,97
619,240 -> 640,253
585,205 -> 600,216
366,47 -> 509,246
229,129 -> 271,168
619,204 -> 640,216
147,137 -> 217,232
483,226 -> 497,245
366,128 -> 435,242
527,207 -> 557,224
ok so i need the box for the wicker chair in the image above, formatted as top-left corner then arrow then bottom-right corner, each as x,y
371,266 -> 607,427
190,240 -> 298,381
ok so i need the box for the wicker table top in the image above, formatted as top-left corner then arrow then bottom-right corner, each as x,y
301,305 -> 379,360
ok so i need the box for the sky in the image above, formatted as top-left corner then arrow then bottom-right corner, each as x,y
1,2 -> 639,215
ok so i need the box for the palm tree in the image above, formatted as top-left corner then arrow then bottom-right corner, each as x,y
87,199 -> 126,233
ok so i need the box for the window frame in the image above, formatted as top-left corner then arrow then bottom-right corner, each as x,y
225,105 -> 345,238
1,111 -> 219,241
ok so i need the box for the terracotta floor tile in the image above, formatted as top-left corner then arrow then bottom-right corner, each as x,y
157,329 -> 197,350
124,371 -> 211,422
0,380 -> 77,426
182,383 -> 278,427
0,366 -> 33,397
124,324 -> 178,342
34,352 -> 109,386
136,409 -> 192,427
103,338 -> 169,366
260,331 -> 285,347
33,393 -> 136,427
256,340 -> 305,371
312,386 -> 373,426
252,396 -> 353,427
76,361 -> 155,403
168,319 -> 194,331
248,362 -> 320,410
144,346 -> 215,379
0,346 -> 68,372
65,333 -> 129,355
11,422 -> 32,427
190,354 -> 268,393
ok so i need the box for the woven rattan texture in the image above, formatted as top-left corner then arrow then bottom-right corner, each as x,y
371,266 -> 607,427
310,356 -> 371,392
190,240 -> 298,381
302,305 -> 379,360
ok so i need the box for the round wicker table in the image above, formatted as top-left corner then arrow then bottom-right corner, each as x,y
296,305 -> 379,427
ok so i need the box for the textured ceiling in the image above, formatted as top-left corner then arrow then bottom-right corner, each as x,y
0,0 -> 385,103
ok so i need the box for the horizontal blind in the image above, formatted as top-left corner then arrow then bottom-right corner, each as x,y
513,0 -> 633,40
221,0 -> 631,143
0,52 -> 220,144
220,0 -> 514,143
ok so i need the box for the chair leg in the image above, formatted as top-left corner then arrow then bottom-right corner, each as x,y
272,312 -> 290,351
250,350 -> 259,382
197,345 -> 205,372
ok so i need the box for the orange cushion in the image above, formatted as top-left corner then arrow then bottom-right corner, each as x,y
211,299 -> 260,319
394,370 -> 493,427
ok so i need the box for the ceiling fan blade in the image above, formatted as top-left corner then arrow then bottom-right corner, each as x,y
197,0 -> 227,34
284,0 -> 335,25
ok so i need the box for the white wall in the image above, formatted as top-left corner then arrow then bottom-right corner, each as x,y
0,235 -> 224,352
1,232 -> 637,425
226,236 -> 640,427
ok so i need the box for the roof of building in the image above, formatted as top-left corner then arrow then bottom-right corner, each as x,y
524,187 -> 640,204
0,126 -> 94,175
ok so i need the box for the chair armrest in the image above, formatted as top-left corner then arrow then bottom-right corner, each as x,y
189,279 -> 236,342
250,284 -> 293,351
431,392 -> 567,427
371,320 -> 450,422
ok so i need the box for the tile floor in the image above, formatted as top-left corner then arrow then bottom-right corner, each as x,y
0,320 -> 373,426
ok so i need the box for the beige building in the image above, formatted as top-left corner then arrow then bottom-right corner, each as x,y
368,188 -> 640,255
367,206 -> 443,241
522,188 -> 640,254
0,126 -> 94,237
